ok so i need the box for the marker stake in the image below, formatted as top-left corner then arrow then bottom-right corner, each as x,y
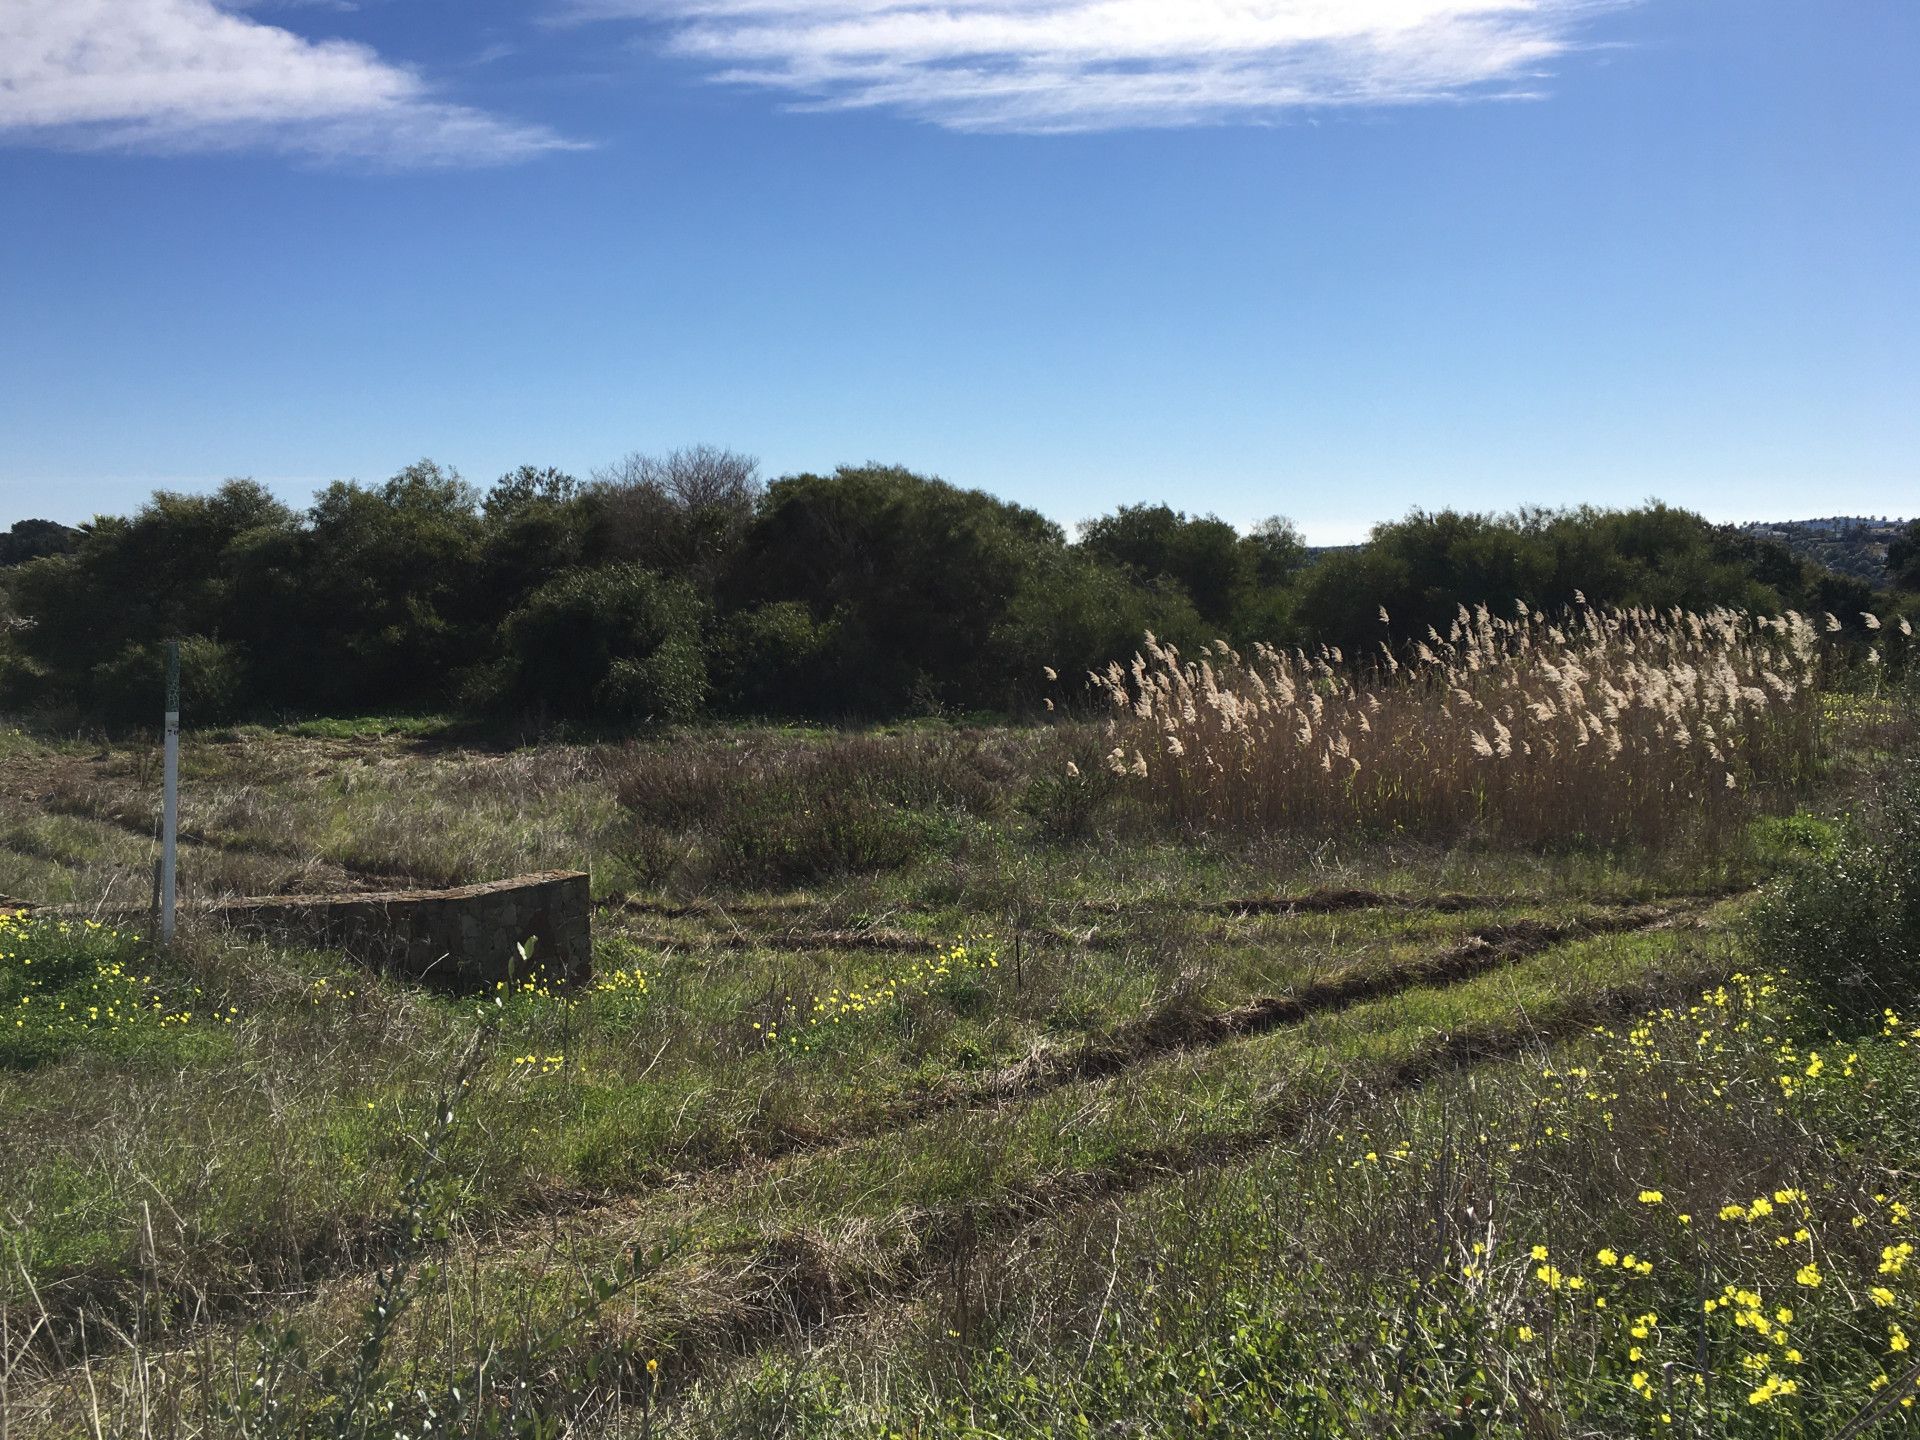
161,639 -> 179,945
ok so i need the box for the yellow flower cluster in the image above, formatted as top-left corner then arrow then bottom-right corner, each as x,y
3,910 -> 202,1061
1595,1247 -> 1656,1277
758,938 -> 1000,1051
1327,966 -> 1920,1425
305,975 -> 361,1004
1748,1373 -> 1800,1406
471,958 -> 657,1081
1717,1188 -> 1807,1224
495,971 -> 564,1001
594,966 -> 650,998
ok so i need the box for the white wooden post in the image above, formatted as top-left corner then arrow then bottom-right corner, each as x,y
161,639 -> 179,945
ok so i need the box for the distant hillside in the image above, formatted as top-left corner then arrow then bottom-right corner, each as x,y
1738,516 -> 1910,586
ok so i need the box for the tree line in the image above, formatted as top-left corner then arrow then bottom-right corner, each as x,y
1,450 -> 1913,729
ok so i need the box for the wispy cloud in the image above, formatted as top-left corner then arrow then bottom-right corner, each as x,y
0,0 -> 581,165
578,0 -> 1622,132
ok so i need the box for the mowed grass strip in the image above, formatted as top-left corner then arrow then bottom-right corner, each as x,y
6,909 -> 1739,1432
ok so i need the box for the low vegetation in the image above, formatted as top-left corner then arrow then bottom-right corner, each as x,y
0,912 -> 201,1069
0,603 -> 1911,1436
1751,760 -> 1920,1025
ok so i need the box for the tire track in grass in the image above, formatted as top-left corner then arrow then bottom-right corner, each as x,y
589,901 -> 1706,1168
612,884 -> 1722,936
646,951 -> 1737,1414
7,899 -> 1718,1379
966,903 -> 1702,1102
695,945 -> 1746,1413
401,915 -> 1744,1422
627,889 -> 1461,923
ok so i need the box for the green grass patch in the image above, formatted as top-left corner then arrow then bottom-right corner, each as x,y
0,911 -> 221,1069
689,970 -> 1920,1439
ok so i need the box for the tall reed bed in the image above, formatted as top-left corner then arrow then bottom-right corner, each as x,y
1080,602 -> 1835,847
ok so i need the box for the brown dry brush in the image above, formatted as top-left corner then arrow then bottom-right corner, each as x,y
602,729 -> 1048,889
1078,601 -> 1833,847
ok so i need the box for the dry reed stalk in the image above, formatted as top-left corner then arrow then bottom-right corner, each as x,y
1078,602 -> 1829,847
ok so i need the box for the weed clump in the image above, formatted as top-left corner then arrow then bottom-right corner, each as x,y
1751,761 -> 1920,1026
610,730 -> 1026,888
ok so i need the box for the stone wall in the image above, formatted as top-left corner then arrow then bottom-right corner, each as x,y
210,871 -> 592,990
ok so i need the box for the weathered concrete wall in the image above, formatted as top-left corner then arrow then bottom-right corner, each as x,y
210,871 -> 592,990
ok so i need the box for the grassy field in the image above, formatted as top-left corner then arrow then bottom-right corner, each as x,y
1,611 -> 1917,1437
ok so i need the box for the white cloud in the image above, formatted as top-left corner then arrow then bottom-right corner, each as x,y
580,0 -> 1622,132
0,0 -> 580,164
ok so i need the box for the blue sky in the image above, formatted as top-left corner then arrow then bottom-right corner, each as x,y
2,1 -> 1914,544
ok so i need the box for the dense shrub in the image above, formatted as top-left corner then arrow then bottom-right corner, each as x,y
0,638 -> 44,712
1293,505 -> 1805,658
995,553 -> 1208,707
0,519 -> 76,567
1751,761 -> 1920,1025
702,786 -> 940,887
1891,522 -> 1920,592
1078,504 -> 1255,629
608,729 -> 1028,886
6,480 -> 298,712
499,564 -> 707,724
711,601 -> 839,716
89,635 -> 244,726
724,464 -> 1067,715
1020,760 -> 1125,840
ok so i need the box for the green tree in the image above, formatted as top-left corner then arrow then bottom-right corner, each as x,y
300,461 -> 485,710
499,564 -> 707,724
725,465 -> 1065,715
7,479 -> 297,716
998,552 -> 1209,702
476,467 -> 594,631
1077,503 -> 1254,631
484,465 -> 581,518
1292,509 -> 1551,657
1890,522 -> 1920,592
1293,504 -> 1791,658
0,520 -> 77,568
